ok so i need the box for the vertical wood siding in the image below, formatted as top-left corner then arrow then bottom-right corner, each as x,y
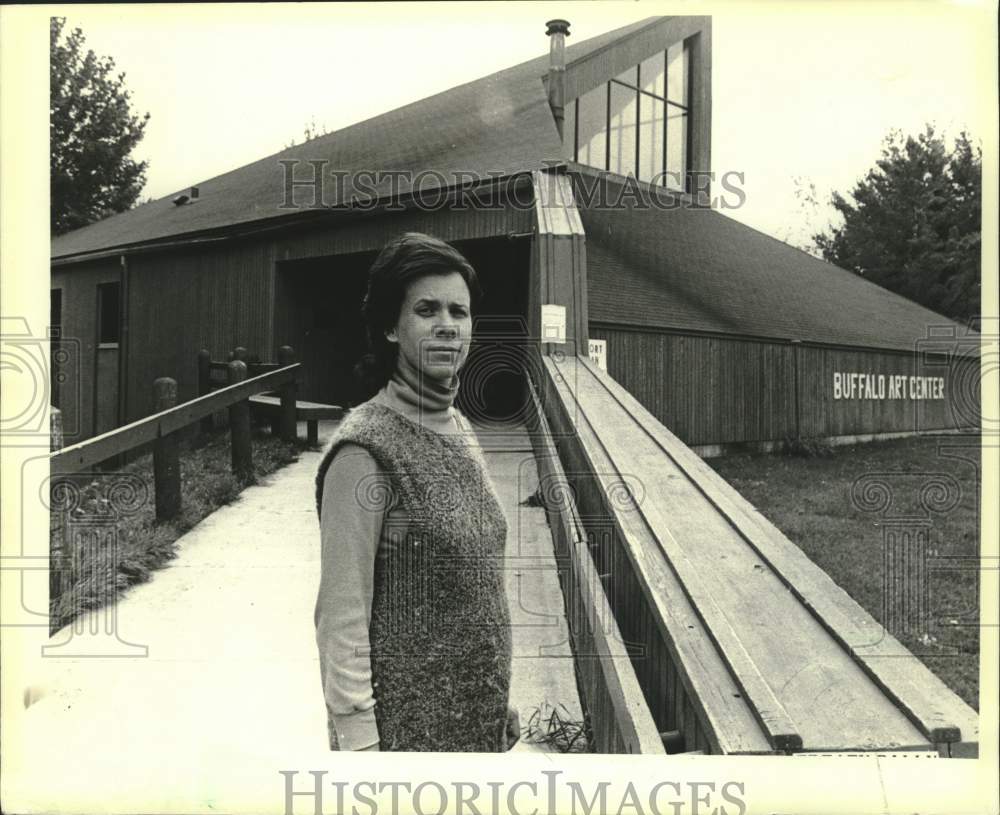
57,198 -> 533,439
51,260 -> 122,443
590,325 -> 796,446
796,345 -> 980,438
273,198 -> 533,263
125,241 -> 277,424
590,324 -> 979,447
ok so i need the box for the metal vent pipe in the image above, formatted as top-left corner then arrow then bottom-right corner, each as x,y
546,19 -> 571,140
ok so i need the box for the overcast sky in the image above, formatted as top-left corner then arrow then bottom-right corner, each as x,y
52,1 -> 992,249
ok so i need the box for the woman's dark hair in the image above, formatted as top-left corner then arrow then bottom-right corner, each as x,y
354,232 -> 482,398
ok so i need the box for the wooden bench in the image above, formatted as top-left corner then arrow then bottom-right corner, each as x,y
249,395 -> 343,445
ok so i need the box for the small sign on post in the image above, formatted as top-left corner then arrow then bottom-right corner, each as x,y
541,304 -> 566,345
589,339 -> 607,372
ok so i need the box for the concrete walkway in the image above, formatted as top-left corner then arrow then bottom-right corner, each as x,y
476,423 -> 585,743
21,420 -> 582,760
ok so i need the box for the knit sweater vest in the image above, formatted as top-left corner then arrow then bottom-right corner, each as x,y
315,402 -> 512,752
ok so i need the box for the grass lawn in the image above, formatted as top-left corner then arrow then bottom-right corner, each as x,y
50,425 -> 309,633
707,434 -> 981,711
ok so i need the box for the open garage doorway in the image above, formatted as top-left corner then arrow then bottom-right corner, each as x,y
453,236 -> 531,429
274,236 -> 531,424
274,250 -> 374,408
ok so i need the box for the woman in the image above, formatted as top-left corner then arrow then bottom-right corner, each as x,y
314,232 -> 518,752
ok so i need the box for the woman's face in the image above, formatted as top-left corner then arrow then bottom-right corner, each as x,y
387,271 -> 473,384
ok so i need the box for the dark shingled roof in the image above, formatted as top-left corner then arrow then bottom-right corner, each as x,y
52,17 -> 663,260
581,177 -> 975,352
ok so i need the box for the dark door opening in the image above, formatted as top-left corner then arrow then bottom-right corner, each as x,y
94,281 -> 121,435
275,250 -> 375,408
452,237 -> 531,428
274,236 -> 531,422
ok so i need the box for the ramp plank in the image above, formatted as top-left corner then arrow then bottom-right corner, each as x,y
588,355 -> 978,750
578,361 -> 978,749
544,355 -> 972,753
546,358 -> 774,754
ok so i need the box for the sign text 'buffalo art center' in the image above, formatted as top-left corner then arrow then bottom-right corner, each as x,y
833,372 -> 946,401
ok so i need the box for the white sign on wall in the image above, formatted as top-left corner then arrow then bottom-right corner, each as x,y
832,372 -> 946,400
541,304 -> 566,344
589,339 -> 607,372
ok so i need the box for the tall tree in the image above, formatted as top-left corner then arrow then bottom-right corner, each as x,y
50,17 -> 150,236
812,125 -> 981,326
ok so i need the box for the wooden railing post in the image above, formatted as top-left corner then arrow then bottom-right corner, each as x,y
227,360 -> 253,482
51,362 -> 300,476
152,377 -> 181,521
50,406 -> 64,452
51,497 -> 74,611
278,345 -> 297,442
197,349 -> 213,435
50,405 -> 70,608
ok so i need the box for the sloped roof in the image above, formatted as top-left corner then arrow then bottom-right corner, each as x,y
581,176 -> 975,352
52,17 -> 664,260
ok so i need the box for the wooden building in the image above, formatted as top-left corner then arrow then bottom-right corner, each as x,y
582,174 -> 980,454
46,16 -> 981,757
50,15 -> 978,450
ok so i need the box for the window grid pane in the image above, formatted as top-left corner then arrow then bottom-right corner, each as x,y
571,39 -> 691,181
638,94 -> 665,184
666,108 -> 688,190
667,40 -> 688,107
576,84 -> 607,169
614,66 -> 638,86
640,51 -> 665,98
608,81 -> 637,177
564,98 -> 576,160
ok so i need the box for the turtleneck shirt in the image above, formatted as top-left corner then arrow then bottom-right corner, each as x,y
373,356 -> 465,436
315,364 -> 475,750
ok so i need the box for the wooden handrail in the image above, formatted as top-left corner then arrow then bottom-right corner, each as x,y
541,355 -> 769,754
527,375 -> 665,754
51,363 -> 301,475
541,353 -> 979,756
207,361 -> 279,374
582,355 -> 980,753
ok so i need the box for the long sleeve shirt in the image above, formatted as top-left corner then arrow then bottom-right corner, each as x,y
315,367 -> 475,750
315,443 -> 389,750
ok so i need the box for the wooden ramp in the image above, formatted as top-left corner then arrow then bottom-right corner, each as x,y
536,354 -> 978,756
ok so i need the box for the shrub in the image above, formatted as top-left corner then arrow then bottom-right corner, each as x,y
779,435 -> 835,458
